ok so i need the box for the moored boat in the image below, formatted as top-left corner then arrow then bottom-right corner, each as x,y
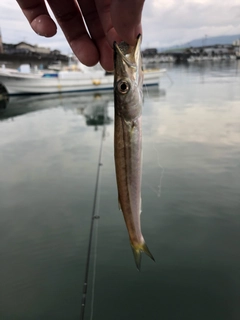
0,63 -> 165,96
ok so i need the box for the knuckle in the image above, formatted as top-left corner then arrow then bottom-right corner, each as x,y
56,10 -> 78,23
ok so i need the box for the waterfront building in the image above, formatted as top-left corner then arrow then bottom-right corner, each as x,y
4,42 -> 51,55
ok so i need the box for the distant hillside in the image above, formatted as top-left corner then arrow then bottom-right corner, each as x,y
159,34 -> 240,52
187,34 -> 240,47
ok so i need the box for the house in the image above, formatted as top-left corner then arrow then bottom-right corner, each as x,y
15,42 -> 51,54
2,41 -> 51,55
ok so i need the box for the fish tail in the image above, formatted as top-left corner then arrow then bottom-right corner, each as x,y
131,242 -> 155,271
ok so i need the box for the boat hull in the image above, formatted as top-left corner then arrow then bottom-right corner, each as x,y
0,69 -> 164,95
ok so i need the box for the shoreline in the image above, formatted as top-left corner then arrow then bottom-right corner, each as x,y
0,52 -> 69,68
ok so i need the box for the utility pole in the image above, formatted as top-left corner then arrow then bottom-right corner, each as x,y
0,27 -> 3,53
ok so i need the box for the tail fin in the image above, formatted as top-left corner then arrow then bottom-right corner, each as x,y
131,242 -> 155,271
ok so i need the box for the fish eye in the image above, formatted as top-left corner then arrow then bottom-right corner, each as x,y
117,80 -> 130,94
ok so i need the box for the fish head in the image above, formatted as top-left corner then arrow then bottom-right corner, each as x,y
114,34 -> 143,121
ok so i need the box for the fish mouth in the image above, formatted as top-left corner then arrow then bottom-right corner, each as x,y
113,34 -> 142,69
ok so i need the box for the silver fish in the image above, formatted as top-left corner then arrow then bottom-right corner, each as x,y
113,34 -> 154,270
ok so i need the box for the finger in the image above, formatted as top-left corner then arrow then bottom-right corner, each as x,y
97,38 -> 114,71
16,0 -> 57,37
111,0 -> 144,45
47,0 -> 99,66
78,0 -> 115,71
95,0 -> 121,46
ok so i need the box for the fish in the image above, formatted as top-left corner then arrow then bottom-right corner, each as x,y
113,34 -> 155,270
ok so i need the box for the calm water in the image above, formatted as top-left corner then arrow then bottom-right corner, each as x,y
0,61 -> 240,320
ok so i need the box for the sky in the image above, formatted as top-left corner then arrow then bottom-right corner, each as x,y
0,0 -> 240,54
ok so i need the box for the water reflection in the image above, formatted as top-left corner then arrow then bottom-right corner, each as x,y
0,86 -> 166,127
76,97 -> 112,129
0,92 -> 114,128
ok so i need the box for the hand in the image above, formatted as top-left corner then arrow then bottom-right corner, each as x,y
16,0 -> 145,71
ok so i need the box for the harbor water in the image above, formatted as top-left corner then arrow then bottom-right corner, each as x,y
0,61 -> 240,320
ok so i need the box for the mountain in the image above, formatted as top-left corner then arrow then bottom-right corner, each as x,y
159,34 -> 240,52
187,34 -> 240,47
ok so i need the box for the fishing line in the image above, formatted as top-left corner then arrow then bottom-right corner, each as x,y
153,145 -> 165,198
90,126 -> 104,320
90,211 -> 100,320
141,50 -> 150,100
165,70 -> 174,84
80,112 -> 106,320
142,145 -> 165,198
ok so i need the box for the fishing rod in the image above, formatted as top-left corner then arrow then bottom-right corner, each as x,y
80,115 -> 106,320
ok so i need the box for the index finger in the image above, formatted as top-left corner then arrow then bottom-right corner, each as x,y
16,0 -> 100,66
16,0 -> 57,37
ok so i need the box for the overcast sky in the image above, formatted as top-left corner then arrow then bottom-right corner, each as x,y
0,0 -> 240,53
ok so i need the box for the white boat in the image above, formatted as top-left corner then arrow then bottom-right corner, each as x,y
0,63 -> 165,96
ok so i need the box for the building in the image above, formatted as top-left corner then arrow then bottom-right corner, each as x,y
0,38 -> 69,63
14,42 -> 51,54
142,48 -> 158,57
233,39 -> 240,47
3,41 -> 51,55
